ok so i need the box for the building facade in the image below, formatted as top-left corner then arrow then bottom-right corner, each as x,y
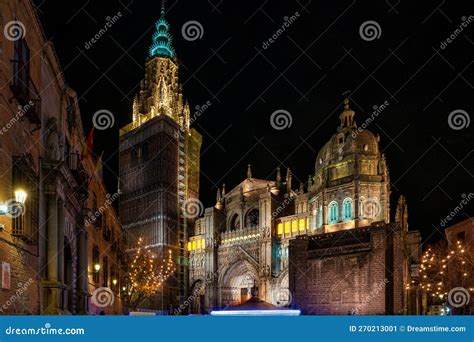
119,5 -> 202,313
0,0 -> 124,315
0,0 -> 42,314
188,99 -> 421,314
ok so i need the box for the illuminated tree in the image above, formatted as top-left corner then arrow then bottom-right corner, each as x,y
122,237 -> 175,311
420,240 -> 472,313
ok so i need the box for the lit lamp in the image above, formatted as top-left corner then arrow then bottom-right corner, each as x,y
94,263 -> 101,272
0,189 -> 27,216
112,279 -> 118,286
14,189 -> 27,205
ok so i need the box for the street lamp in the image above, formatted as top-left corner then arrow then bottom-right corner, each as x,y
94,263 -> 101,272
14,189 -> 27,205
0,189 -> 27,216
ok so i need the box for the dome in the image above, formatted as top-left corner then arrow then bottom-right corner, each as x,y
315,99 -> 379,172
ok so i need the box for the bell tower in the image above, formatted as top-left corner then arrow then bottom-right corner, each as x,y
119,2 -> 202,313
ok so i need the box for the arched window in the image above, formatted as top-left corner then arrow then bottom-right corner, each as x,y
245,208 -> 259,228
328,201 -> 338,224
342,198 -> 353,221
229,214 -> 240,231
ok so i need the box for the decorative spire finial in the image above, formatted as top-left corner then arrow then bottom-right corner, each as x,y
247,164 -> 252,179
215,187 -> 223,209
276,167 -> 281,185
339,90 -> 355,129
149,1 -> 175,59
132,94 -> 139,123
286,167 -> 292,194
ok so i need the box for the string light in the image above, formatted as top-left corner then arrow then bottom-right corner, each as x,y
420,240 -> 471,309
127,237 -> 176,298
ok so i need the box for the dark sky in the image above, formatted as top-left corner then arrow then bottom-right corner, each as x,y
34,0 -> 473,243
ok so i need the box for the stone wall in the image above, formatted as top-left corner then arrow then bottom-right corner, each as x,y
289,224 -> 409,315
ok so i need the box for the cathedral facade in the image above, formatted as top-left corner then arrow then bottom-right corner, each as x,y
119,5 -> 201,313
188,99 -> 420,314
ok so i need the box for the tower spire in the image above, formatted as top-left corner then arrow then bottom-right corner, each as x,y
149,1 -> 175,58
247,164 -> 252,179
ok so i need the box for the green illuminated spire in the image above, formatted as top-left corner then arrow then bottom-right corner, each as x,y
149,2 -> 175,59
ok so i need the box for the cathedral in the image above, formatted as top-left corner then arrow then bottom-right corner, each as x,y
117,3 -> 421,315
188,99 -> 421,314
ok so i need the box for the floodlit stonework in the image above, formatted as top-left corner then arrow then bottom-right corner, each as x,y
188,99 -> 421,314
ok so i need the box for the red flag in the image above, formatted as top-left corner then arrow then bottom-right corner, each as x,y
87,127 -> 94,156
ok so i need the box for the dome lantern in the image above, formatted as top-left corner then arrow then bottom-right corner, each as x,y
339,98 -> 356,129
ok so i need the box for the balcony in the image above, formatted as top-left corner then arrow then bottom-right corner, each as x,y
10,60 -> 41,126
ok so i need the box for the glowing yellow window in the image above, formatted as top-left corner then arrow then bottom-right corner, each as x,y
187,241 -> 192,251
292,220 -> 297,232
299,219 -> 305,231
277,223 -> 283,235
192,240 -> 196,251
201,239 -> 205,249
284,222 -> 290,234
197,239 -> 201,250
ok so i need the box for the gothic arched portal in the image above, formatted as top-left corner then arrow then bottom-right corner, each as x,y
218,259 -> 259,308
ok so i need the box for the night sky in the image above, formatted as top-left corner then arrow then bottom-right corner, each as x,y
34,0 -> 473,243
